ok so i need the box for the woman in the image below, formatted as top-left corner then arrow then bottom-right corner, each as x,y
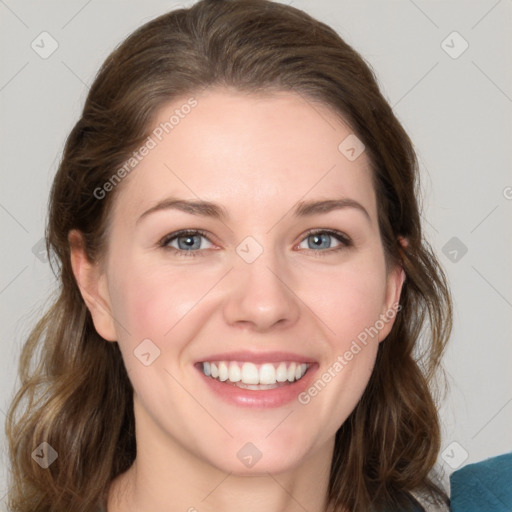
5,1 -> 452,511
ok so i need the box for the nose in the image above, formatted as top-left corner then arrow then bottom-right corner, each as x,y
223,249 -> 301,332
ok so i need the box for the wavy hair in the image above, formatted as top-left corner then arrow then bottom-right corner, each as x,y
5,1 -> 452,510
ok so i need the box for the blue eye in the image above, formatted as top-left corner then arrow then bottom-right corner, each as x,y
159,229 -> 351,257
160,229 -> 214,256
298,229 -> 352,255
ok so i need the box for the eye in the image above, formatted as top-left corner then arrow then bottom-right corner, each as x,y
297,229 -> 352,255
160,229 -> 214,256
159,228 -> 352,258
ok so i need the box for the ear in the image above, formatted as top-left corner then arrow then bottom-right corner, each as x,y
377,236 -> 408,342
68,229 -> 117,341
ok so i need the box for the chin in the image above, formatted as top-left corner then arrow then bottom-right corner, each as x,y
198,432 -> 317,476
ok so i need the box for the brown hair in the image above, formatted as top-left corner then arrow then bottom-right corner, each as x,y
5,1 -> 452,510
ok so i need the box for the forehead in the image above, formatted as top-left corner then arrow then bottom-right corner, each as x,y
110,88 -> 377,225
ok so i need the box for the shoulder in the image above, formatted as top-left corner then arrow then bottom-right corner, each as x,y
410,490 -> 450,512
450,451 -> 512,512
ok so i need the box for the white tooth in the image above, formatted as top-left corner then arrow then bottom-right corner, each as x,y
241,362 -> 259,384
203,362 -> 211,376
239,383 -> 276,390
287,362 -> 297,382
211,362 -> 219,378
276,362 -> 288,382
218,361 -> 229,381
300,363 -> 308,377
228,362 -> 241,382
295,364 -> 302,380
259,363 -> 276,385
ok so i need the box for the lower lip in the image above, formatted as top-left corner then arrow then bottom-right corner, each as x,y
196,364 -> 318,408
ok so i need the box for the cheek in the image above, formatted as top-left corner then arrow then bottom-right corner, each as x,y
107,258 -> 211,346
299,260 -> 388,432
305,255 -> 388,349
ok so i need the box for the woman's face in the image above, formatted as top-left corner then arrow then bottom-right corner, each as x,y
85,88 -> 404,475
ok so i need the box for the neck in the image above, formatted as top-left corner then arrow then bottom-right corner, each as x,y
110,461 -> 331,512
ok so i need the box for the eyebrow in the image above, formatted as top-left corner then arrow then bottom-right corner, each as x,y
136,196 -> 371,224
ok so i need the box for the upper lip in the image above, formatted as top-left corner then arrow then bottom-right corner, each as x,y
195,351 -> 316,364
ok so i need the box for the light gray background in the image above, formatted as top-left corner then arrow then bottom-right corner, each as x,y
1,0 -> 511,504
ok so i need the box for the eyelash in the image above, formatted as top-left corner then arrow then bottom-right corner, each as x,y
159,229 -> 352,258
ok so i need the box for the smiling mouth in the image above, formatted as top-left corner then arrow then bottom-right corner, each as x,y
198,361 -> 310,390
